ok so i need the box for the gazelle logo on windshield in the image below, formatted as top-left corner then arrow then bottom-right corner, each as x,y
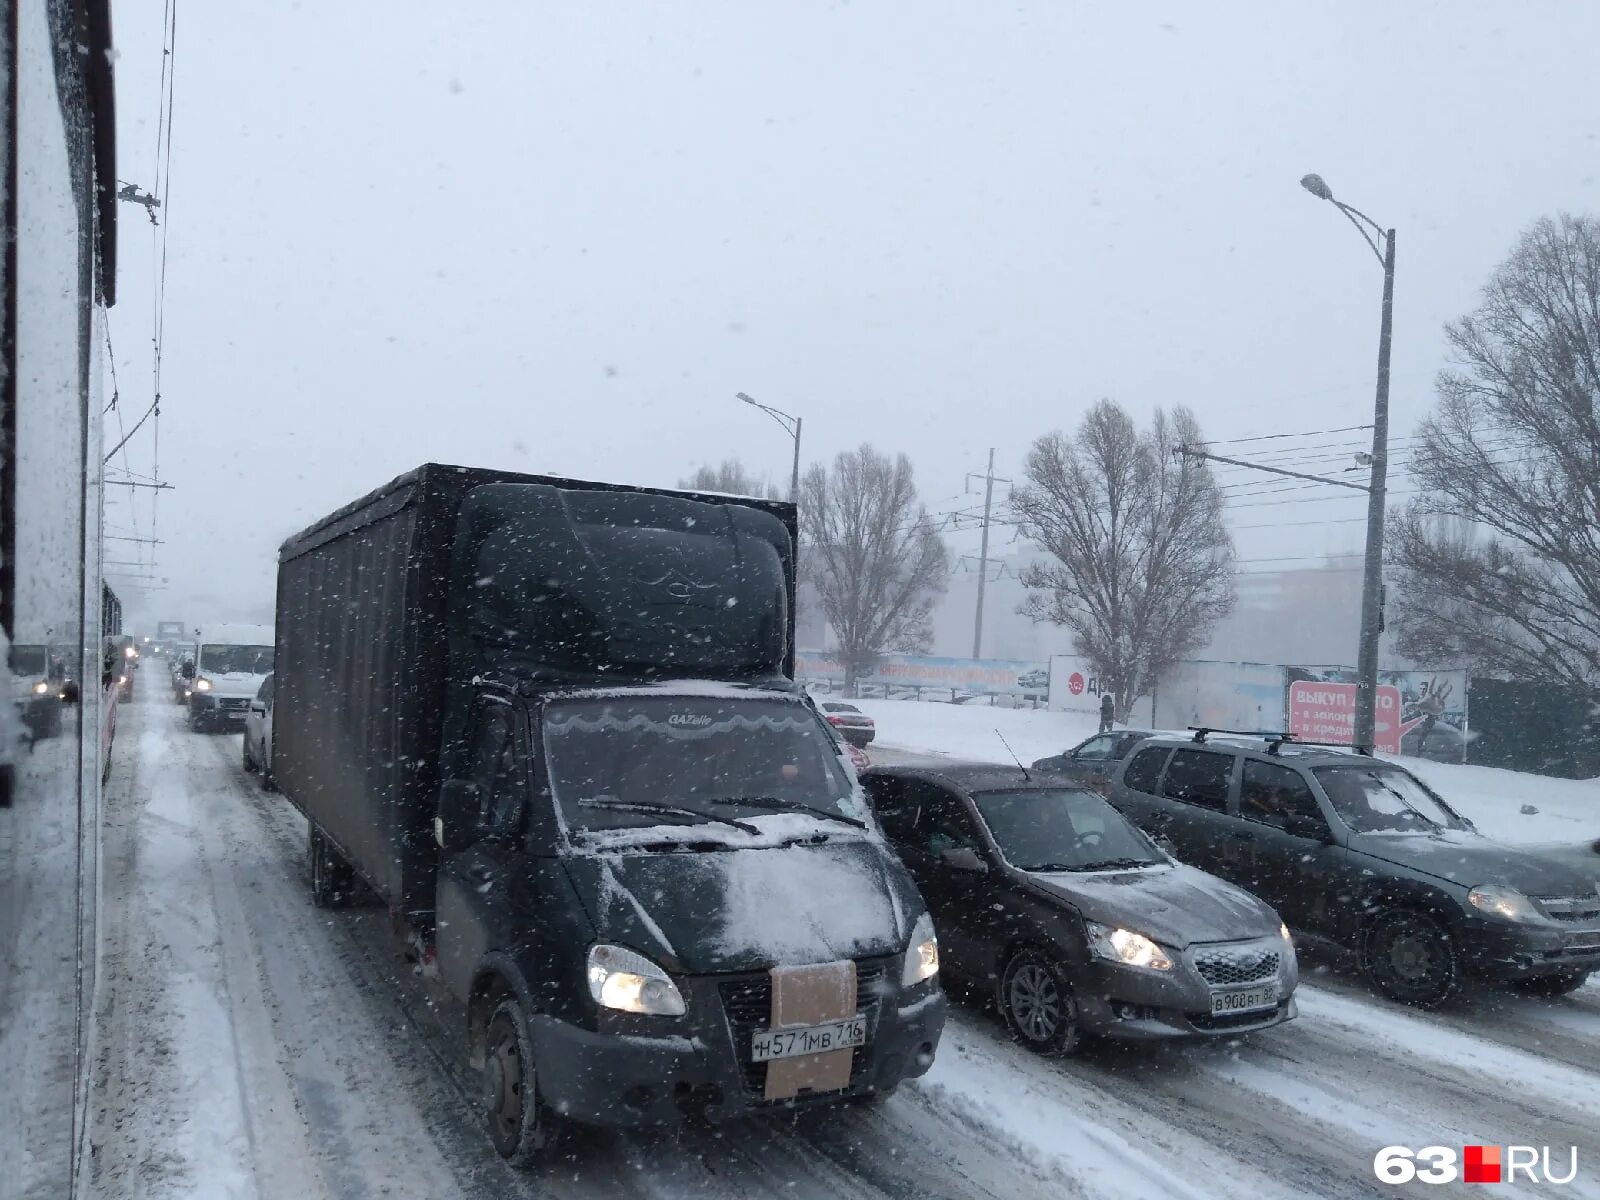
1375,1145 -> 1578,1186
667,713 -> 713,727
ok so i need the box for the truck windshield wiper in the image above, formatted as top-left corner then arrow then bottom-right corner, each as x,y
1074,857 -> 1158,871
707,795 -> 868,830
576,798 -> 759,835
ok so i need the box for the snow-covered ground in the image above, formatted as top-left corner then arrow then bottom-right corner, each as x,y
83,694 -> 1600,1200
851,696 -> 1600,849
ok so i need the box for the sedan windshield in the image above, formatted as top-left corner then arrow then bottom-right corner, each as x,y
8,645 -> 48,675
972,788 -> 1163,871
543,695 -> 862,835
198,645 -> 274,674
1313,765 -> 1465,834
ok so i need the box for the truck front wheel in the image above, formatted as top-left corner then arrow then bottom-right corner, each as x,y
308,826 -> 356,908
483,998 -> 550,1166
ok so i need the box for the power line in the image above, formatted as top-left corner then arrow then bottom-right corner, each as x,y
1196,423 -> 1372,447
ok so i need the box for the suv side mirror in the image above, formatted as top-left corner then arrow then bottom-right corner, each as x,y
436,780 -> 484,852
941,845 -> 988,873
1284,813 -> 1335,843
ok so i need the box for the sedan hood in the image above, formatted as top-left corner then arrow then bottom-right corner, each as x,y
563,837 -> 917,975
1347,828 -> 1600,896
1025,862 -> 1281,949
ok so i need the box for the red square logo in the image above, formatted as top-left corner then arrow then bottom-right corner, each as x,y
1464,1145 -> 1502,1184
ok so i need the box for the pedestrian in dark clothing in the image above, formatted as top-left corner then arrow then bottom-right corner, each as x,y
1099,689 -> 1115,734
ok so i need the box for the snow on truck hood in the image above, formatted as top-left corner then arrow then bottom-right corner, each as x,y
1026,861 -> 1281,949
199,671 -> 267,697
563,823 -> 915,975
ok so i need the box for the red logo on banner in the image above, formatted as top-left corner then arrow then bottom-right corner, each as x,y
1463,1145 -> 1501,1184
1067,672 -> 1085,695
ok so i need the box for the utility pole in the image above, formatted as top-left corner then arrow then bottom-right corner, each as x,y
966,449 -> 1011,659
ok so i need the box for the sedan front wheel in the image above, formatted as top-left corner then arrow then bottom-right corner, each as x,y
1000,950 -> 1081,1055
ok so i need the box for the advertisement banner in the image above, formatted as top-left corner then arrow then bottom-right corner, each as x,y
1150,660 -> 1288,733
796,651 -> 1048,696
1285,666 -> 1469,761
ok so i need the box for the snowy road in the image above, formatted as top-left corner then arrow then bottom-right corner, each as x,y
85,698 -> 1600,1199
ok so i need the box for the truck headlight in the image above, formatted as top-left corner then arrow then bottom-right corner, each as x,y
586,944 -> 685,1016
195,678 -> 212,691
1085,921 -> 1174,971
901,912 -> 939,987
31,681 -> 49,695
1467,885 -> 1542,923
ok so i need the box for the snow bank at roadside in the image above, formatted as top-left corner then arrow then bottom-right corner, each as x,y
855,697 -> 1600,848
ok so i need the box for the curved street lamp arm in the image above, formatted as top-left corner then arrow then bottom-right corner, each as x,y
736,393 -> 798,436
1332,200 -> 1387,266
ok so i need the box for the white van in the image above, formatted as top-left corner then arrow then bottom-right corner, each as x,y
185,623 -> 275,732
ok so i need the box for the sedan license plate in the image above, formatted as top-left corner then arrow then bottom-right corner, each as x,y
1211,985 -> 1278,1015
751,1018 -> 866,1063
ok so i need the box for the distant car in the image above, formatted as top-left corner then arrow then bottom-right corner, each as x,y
1016,669 -> 1049,691
821,701 -> 875,747
1105,733 -> 1600,1006
862,763 -> 1298,1053
1032,730 -> 1155,792
242,672 -> 275,789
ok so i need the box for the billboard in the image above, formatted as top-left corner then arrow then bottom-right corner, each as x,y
1285,666 -> 1469,761
1151,659 -> 1288,732
796,650 -> 1048,696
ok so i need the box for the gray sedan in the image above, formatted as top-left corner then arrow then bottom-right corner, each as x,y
862,763 -> 1298,1054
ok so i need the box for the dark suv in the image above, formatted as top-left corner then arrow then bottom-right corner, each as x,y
1106,733 -> 1600,1007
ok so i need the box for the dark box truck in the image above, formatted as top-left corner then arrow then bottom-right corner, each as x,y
274,464 -> 944,1163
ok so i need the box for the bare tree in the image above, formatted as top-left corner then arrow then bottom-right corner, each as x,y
1391,213 -> 1600,688
800,445 -> 948,690
1012,401 -> 1235,717
680,459 -> 783,501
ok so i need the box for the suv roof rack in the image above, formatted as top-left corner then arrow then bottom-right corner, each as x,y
1185,726 -> 1375,757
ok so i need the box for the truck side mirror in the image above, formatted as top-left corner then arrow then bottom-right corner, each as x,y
436,780 -> 483,852
940,846 -> 988,873
59,681 -> 79,705
181,661 -> 195,679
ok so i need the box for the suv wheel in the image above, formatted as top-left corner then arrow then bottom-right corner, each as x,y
1363,909 -> 1460,1007
483,998 -> 551,1165
1509,970 -> 1590,998
999,950 -> 1081,1055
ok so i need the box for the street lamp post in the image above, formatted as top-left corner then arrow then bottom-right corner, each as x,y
735,392 -> 802,503
1300,173 -> 1395,754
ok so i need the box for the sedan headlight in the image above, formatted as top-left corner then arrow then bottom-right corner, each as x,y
194,678 -> 212,691
1467,885 -> 1543,923
586,944 -> 685,1016
31,681 -> 49,695
1085,921 -> 1174,971
902,912 -> 940,987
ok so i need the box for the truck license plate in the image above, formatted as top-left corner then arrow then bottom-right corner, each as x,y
751,1018 -> 866,1062
1211,985 -> 1277,1015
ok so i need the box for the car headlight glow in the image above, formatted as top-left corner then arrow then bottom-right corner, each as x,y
124,646 -> 137,659
901,912 -> 940,987
586,944 -> 685,1016
1280,922 -> 1292,942
1086,921 -> 1174,971
1467,885 -> 1542,923
195,678 -> 212,691
31,681 -> 49,695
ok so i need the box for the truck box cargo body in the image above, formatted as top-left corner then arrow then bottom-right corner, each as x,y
275,464 -> 797,924
274,464 -> 943,1159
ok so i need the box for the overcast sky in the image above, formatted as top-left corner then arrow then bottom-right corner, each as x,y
103,1 -> 1600,632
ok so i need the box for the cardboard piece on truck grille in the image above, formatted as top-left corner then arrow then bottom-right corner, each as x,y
763,959 -> 857,1100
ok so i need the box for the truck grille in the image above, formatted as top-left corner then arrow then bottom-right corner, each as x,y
216,696 -> 250,712
717,962 -> 887,1099
1193,942 -> 1280,987
1536,895 -> 1600,923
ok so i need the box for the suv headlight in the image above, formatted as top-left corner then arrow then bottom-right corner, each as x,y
902,912 -> 939,987
1467,885 -> 1542,923
1085,921 -> 1174,971
586,944 -> 685,1016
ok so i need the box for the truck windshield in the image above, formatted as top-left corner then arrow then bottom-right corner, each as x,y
8,646 -> 48,675
198,645 -> 274,674
543,695 -> 861,835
